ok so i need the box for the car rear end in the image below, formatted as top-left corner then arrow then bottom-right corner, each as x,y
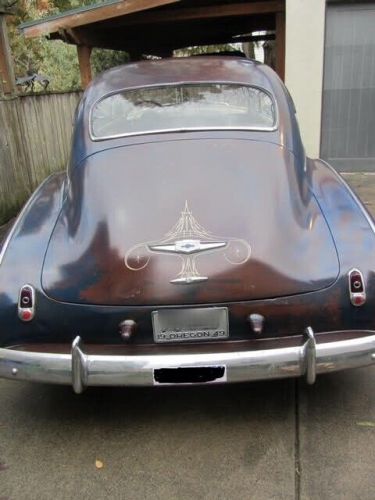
1,58 -> 375,391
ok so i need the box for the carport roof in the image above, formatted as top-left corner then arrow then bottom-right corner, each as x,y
20,0 -> 283,55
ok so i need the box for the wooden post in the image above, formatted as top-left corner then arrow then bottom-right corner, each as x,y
0,14 -> 15,95
77,45 -> 92,89
275,11 -> 285,81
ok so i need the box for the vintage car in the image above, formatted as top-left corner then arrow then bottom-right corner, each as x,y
1,56 -> 375,393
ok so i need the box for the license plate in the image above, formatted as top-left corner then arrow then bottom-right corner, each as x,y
152,307 -> 229,343
154,366 -> 227,385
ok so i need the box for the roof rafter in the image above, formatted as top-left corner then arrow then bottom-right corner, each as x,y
52,10 -> 276,51
101,0 -> 284,27
21,0 -> 179,38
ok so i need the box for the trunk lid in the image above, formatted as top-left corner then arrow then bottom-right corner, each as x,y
42,138 -> 339,305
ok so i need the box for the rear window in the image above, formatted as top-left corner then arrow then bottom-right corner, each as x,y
90,83 -> 276,140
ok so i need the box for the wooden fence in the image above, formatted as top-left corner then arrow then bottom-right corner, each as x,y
0,91 -> 82,224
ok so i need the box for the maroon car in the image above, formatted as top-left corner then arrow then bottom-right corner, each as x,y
0,56 -> 374,392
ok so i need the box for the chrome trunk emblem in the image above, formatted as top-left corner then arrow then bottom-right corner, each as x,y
149,239 -> 226,255
125,201 -> 251,284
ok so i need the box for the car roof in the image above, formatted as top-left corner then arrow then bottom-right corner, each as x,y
70,56 -> 305,168
84,57 -> 279,105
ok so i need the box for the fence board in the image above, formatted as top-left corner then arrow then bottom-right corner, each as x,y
0,91 -> 82,224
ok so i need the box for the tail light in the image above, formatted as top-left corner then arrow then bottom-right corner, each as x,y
18,285 -> 35,322
348,269 -> 366,307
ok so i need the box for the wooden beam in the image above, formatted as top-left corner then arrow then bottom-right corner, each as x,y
0,14 -> 15,94
77,45 -> 92,89
22,0 -> 179,38
63,28 -> 83,45
103,1 -> 285,28
70,14 -> 276,52
275,11 -> 285,81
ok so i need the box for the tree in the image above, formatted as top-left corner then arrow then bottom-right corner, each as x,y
5,1 -> 128,92
4,2 -> 258,94
0,0 -> 17,14
6,1 -> 74,89
175,44 -> 243,57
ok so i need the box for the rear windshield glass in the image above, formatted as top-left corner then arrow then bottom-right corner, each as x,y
90,84 -> 276,139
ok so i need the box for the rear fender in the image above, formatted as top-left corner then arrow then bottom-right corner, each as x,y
308,158 -> 375,319
0,173 -> 65,346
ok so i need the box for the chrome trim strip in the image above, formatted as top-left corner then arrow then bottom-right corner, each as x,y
1,331 -> 374,392
170,276 -> 208,284
319,160 -> 375,235
0,200 -> 33,267
88,81 -> 279,141
90,125 -> 278,142
0,175 -> 56,267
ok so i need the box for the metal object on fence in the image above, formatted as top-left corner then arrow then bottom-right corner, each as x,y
16,74 -> 50,93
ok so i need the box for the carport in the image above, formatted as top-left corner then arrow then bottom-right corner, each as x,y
19,0 -> 285,88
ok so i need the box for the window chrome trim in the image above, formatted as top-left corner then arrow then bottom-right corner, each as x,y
88,81 -> 279,142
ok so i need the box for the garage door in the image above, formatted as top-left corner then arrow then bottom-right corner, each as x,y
321,3 -> 375,172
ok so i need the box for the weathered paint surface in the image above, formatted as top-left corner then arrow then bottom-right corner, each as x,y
0,91 -> 82,224
1,58 -> 375,350
42,139 -> 339,306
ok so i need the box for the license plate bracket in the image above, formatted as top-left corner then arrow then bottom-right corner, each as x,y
152,307 -> 229,344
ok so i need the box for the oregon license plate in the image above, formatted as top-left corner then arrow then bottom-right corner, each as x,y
152,307 -> 229,343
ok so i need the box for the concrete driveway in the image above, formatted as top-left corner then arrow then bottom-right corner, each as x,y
0,372 -> 374,500
0,174 -> 374,500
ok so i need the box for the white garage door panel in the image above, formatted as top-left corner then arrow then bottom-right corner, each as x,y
321,4 -> 375,171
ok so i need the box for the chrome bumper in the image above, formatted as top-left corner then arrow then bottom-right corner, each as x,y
1,329 -> 374,393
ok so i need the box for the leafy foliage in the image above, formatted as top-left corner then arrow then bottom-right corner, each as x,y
91,47 -> 129,76
6,1 -> 77,90
6,0 -> 127,92
175,44 -> 242,57
0,0 -> 18,14
4,2 -> 255,93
